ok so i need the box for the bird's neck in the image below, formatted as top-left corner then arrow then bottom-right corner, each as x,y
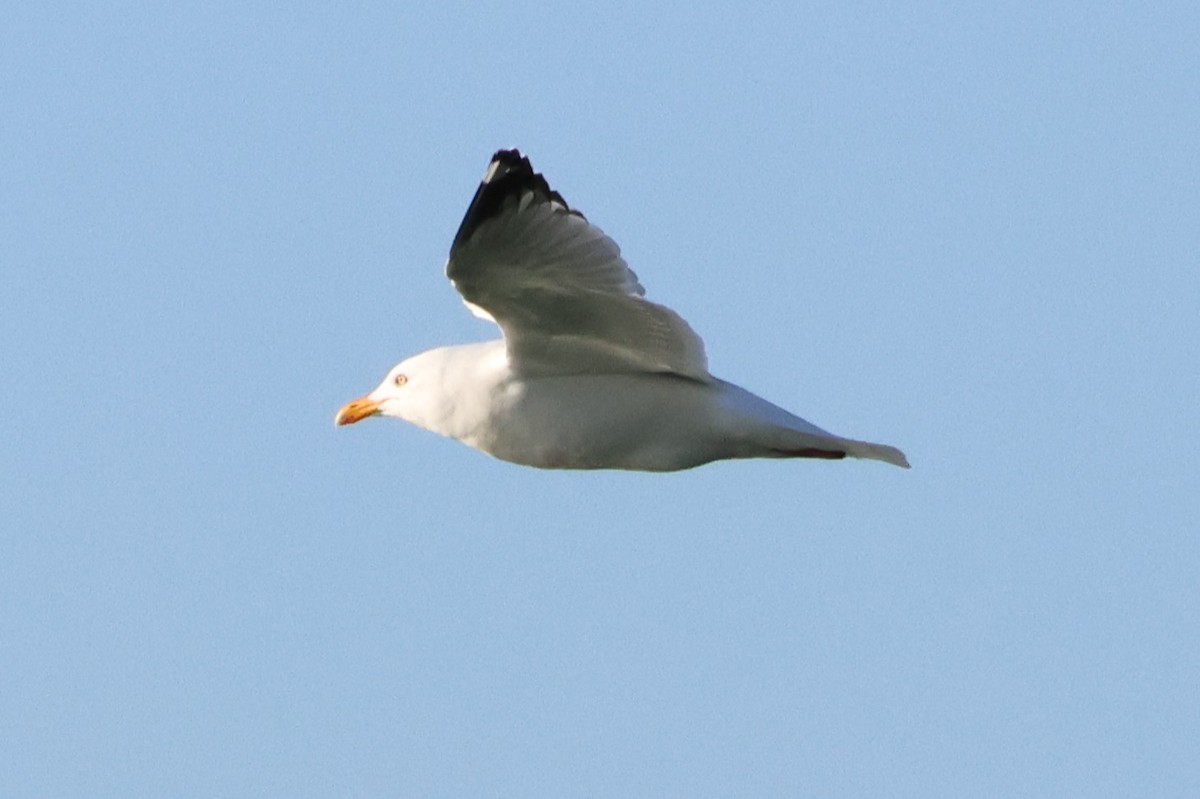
409,340 -> 509,443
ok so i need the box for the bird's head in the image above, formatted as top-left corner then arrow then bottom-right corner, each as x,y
335,359 -> 422,427
335,342 -> 497,434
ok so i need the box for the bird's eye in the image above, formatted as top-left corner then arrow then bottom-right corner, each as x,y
394,374 -> 408,387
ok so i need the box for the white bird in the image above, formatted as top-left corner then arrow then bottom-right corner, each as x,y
335,150 -> 909,471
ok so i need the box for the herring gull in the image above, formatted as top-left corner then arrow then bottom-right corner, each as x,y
335,150 -> 909,471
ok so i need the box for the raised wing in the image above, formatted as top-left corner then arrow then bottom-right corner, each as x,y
446,150 -> 710,381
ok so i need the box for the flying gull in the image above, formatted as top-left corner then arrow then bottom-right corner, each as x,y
335,150 -> 909,471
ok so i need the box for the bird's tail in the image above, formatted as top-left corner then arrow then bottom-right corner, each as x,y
718,379 -> 910,468
769,436 -> 909,468
838,438 -> 910,468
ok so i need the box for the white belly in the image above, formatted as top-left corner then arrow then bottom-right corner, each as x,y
473,373 -> 740,471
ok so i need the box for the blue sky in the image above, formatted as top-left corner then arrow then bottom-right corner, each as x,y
3,2 -> 1198,796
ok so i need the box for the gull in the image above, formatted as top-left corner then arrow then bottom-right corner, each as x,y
335,150 -> 909,471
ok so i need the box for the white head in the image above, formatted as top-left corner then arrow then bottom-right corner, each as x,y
334,351 -> 443,428
336,341 -> 504,438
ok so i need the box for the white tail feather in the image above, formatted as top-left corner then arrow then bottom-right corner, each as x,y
840,438 -> 911,468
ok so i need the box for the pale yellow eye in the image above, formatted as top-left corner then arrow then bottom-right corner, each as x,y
394,374 -> 408,387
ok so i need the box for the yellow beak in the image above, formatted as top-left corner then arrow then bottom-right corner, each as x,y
335,396 -> 380,426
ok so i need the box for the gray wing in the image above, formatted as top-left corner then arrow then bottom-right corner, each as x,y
445,149 -> 710,381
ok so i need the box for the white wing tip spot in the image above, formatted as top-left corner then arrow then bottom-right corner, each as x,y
483,158 -> 505,183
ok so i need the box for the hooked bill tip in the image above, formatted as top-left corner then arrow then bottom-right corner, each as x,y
335,396 -> 379,426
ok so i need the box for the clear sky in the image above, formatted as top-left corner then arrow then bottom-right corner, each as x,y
4,2 -> 1198,796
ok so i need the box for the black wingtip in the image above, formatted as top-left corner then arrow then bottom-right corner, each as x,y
450,149 -> 579,251
486,148 -> 531,180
